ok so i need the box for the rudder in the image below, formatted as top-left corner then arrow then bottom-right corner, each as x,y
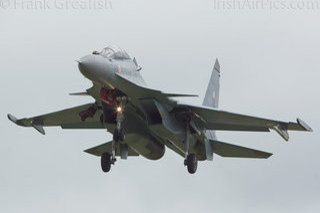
202,59 -> 220,108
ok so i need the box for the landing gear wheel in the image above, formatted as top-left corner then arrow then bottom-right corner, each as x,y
185,154 -> 198,174
101,152 -> 111,173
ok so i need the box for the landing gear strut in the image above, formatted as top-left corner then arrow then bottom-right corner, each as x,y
113,96 -> 127,141
183,122 -> 198,174
113,126 -> 125,142
101,96 -> 128,173
111,97 -> 127,161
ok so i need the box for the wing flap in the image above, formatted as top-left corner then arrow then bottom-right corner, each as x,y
211,140 -> 272,159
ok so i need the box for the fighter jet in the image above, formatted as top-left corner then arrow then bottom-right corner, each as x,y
8,45 -> 312,174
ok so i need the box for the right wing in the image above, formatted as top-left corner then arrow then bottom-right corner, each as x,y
211,140 -> 272,159
7,103 -> 113,135
177,104 -> 312,141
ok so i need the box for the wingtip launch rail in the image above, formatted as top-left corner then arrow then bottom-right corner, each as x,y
8,114 -> 46,135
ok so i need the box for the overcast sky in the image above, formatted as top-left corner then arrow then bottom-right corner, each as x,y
1,0 -> 319,212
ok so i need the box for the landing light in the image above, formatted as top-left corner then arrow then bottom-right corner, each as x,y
116,106 -> 122,113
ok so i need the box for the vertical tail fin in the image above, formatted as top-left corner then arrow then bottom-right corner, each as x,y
202,59 -> 220,108
203,59 -> 221,156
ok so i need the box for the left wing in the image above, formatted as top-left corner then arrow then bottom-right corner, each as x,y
176,104 -> 312,141
7,103 -> 110,135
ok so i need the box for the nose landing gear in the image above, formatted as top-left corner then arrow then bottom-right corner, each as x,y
114,97 -> 126,135
112,96 -> 127,162
101,96 -> 128,173
113,127 -> 125,142
113,97 -> 127,142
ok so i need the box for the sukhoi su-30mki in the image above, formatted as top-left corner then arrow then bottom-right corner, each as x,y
8,45 -> 312,174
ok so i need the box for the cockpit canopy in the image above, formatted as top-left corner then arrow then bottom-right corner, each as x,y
100,45 -> 131,60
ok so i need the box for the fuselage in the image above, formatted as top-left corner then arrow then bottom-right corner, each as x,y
77,46 -> 205,161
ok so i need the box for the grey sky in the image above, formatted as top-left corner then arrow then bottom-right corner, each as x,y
1,0 -> 319,212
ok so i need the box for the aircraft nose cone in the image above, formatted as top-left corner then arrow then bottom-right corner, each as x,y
77,54 -> 110,84
78,55 -> 95,79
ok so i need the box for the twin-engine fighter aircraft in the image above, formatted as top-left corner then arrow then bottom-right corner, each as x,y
8,45 -> 312,174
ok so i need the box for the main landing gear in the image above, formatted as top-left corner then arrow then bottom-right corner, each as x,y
183,123 -> 198,174
101,96 -> 128,173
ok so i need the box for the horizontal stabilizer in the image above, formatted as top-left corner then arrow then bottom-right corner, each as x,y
84,141 -> 139,157
211,140 -> 272,159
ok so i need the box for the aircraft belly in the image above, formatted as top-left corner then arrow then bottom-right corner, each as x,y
149,123 -> 206,161
105,107 -> 163,160
126,133 -> 165,160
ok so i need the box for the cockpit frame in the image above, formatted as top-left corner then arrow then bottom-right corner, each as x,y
100,45 -> 131,60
